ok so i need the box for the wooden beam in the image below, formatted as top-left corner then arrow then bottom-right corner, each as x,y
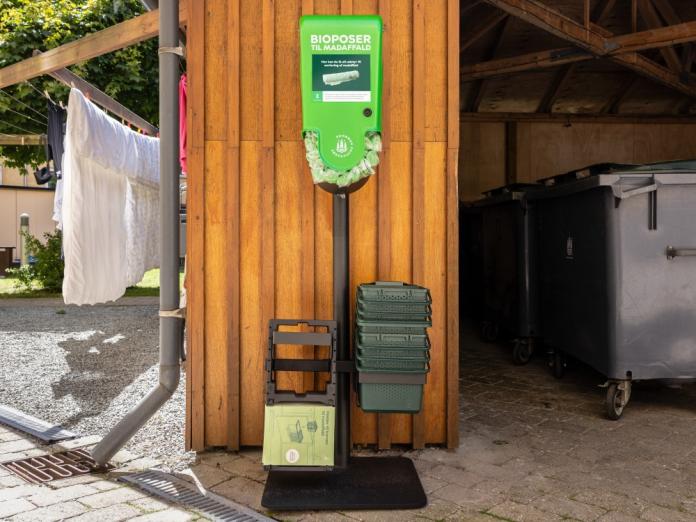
649,0 -> 681,25
465,4 -> 696,98
0,4 -> 187,89
462,46 -> 591,81
650,0 -> 695,73
466,15 -> 511,111
534,0 -> 616,115
0,134 -> 45,146
34,52 -> 158,136
462,17 -> 696,79
479,0 -> 696,57
460,111 -> 696,123
636,0 -> 681,72
537,63 -> 574,112
609,19 -> 696,55
592,0 -> 618,25
461,11 -> 507,52
683,44 -> 696,73
612,52 -> 696,98
601,75 -> 639,113
482,0 -> 608,54
461,0 -> 483,16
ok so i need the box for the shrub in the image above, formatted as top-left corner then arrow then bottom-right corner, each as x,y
6,230 -> 64,292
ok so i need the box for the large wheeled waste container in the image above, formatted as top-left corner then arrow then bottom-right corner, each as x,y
459,204 -> 484,322
474,184 -> 542,365
535,161 -> 696,419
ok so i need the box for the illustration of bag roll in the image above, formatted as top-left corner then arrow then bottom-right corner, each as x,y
322,70 -> 360,86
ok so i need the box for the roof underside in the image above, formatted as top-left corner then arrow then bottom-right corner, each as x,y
461,0 -> 696,115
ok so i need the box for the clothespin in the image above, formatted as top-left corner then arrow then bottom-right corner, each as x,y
43,89 -> 54,103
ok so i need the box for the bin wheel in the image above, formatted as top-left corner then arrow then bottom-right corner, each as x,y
512,339 -> 533,365
481,321 -> 499,343
606,383 -> 626,420
551,350 -> 565,379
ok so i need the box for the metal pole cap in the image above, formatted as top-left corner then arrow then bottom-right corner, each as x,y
20,213 -> 30,226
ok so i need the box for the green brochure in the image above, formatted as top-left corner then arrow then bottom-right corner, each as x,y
262,404 -> 335,467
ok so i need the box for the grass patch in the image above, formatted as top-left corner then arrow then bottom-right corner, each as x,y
0,268 -> 184,299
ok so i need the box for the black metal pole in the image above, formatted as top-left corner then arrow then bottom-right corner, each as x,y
333,193 -> 350,469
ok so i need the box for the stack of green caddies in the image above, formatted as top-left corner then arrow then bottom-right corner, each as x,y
355,282 -> 432,413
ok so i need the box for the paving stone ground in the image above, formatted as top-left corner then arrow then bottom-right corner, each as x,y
190,322 -> 696,521
2,320 -> 696,520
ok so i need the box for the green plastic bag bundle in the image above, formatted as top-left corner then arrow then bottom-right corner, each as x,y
304,131 -> 382,188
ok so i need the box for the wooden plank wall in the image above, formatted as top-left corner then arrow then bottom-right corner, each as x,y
459,120 -> 696,201
186,0 -> 460,450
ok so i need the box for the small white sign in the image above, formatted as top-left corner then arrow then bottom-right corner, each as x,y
285,448 -> 300,464
322,91 -> 371,102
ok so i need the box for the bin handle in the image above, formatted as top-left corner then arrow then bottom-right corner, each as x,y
666,246 -> 696,260
611,181 -> 659,200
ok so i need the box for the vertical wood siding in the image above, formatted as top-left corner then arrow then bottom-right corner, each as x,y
186,0 -> 459,449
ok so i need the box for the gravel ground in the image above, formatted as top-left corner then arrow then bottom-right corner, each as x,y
0,297 -> 194,469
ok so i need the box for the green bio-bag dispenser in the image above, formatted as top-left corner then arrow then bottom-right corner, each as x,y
300,15 -> 383,190
262,15 -> 427,512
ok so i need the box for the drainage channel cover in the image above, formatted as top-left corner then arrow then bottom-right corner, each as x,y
1,448 -> 113,484
121,469 -> 273,522
0,404 -> 78,443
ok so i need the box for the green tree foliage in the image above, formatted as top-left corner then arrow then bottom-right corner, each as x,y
0,0 -> 158,168
6,230 -> 64,291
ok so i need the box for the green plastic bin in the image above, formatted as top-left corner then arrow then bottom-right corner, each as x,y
355,353 -> 429,371
357,332 -> 429,348
355,310 -> 433,324
358,281 -> 431,304
357,304 -> 431,322
356,323 -> 429,335
357,383 -> 424,413
357,300 -> 432,315
355,365 -> 428,413
357,346 -> 429,359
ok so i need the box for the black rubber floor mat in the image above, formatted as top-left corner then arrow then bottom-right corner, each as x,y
262,456 -> 427,510
0,404 -> 77,443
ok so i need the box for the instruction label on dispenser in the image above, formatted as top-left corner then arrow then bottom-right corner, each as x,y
312,54 -> 371,102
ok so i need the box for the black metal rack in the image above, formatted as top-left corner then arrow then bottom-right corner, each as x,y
261,194 -> 427,511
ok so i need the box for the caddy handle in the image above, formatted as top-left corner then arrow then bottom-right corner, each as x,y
666,246 -> 696,260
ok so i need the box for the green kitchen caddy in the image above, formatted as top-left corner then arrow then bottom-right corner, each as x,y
355,282 -> 432,414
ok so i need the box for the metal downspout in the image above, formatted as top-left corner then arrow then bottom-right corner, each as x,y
92,0 -> 182,465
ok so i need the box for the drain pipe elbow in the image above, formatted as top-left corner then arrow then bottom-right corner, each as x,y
159,360 -> 181,395
91,0 -> 182,466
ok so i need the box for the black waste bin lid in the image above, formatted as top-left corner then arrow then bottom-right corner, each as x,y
620,160 -> 696,172
473,183 -> 544,206
539,163 -> 637,186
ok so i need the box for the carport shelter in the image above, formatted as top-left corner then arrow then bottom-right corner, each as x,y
1,0 -> 695,454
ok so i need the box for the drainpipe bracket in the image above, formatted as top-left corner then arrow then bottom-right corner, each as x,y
158,46 -> 185,58
159,308 -> 186,320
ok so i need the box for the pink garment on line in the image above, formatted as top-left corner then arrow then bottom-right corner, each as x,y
179,73 -> 187,175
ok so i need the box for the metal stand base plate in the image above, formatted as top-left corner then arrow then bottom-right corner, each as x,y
261,456 -> 427,511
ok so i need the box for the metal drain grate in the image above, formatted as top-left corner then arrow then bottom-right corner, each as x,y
1,449 -> 112,484
121,469 -> 273,521
0,405 -> 77,443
